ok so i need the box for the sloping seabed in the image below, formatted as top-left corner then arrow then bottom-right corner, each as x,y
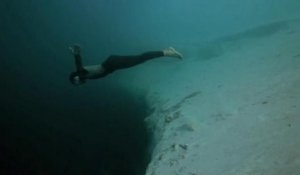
144,19 -> 300,175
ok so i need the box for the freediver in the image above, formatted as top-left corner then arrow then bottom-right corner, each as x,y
69,44 -> 183,85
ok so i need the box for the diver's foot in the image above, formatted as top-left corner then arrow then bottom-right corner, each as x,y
163,47 -> 183,59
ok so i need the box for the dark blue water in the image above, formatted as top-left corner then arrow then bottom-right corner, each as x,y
1,0 -> 300,175
1,1 -> 153,175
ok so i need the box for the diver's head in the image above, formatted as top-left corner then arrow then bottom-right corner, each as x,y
69,72 -> 86,85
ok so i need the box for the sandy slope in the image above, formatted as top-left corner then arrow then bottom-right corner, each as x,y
142,20 -> 300,175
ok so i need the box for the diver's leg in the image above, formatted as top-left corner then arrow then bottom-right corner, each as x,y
102,52 -> 164,71
102,47 -> 183,72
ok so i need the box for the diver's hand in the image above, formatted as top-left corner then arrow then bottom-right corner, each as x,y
69,44 -> 81,55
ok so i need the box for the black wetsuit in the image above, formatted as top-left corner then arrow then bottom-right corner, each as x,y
71,51 -> 164,81
100,51 -> 164,77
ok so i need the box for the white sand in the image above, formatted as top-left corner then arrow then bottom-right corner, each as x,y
121,19 -> 300,175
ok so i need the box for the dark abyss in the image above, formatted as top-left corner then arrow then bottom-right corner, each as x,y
0,81 -> 152,175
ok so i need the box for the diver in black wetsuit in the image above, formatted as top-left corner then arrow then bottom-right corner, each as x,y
69,44 -> 183,85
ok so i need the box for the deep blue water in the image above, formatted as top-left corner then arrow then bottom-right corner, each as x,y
1,0 -> 300,175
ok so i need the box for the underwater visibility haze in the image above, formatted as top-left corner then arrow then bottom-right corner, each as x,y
1,0 -> 300,174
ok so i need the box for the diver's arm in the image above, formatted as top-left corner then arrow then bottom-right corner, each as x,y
69,44 -> 84,71
74,54 -> 84,71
